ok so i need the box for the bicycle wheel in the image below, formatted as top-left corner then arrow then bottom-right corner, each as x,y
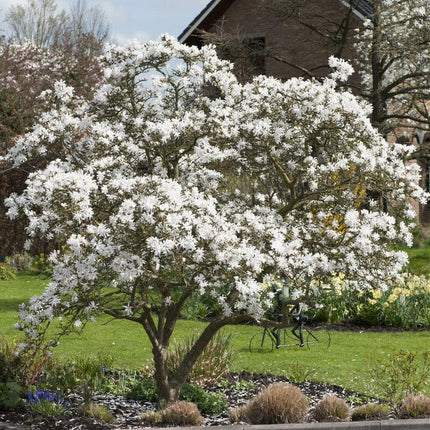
305,327 -> 331,349
249,330 -> 275,353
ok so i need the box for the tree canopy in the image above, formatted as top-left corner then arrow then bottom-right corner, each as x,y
5,0 -> 109,55
4,36 -> 426,405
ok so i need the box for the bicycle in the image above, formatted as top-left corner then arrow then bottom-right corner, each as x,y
249,309 -> 331,353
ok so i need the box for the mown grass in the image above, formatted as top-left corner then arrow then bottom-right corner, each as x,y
393,240 -> 430,275
404,245 -> 430,276
1,272 -> 430,398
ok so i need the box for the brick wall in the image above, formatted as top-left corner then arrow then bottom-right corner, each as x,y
205,0 -> 362,81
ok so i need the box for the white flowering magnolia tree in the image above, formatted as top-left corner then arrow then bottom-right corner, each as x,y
4,35 -> 427,404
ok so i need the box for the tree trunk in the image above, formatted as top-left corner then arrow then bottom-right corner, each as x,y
370,1 -> 386,136
149,315 -> 250,407
152,343 -> 181,408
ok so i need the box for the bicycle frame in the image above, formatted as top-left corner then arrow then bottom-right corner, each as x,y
249,317 -> 331,352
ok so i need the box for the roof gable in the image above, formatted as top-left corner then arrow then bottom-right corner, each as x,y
178,0 -> 372,45
178,0 -> 234,45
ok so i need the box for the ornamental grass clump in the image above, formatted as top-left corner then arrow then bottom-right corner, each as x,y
399,394 -> 430,418
167,332 -> 233,386
78,401 -> 114,423
161,401 -> 204,426
351,403 -> 391,421
230,382 -> 308,424
142,401 -> 204,426
313,395 -> 350,422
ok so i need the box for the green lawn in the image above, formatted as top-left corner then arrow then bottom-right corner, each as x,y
1,274 -> 430,398
392,241 -> 430,275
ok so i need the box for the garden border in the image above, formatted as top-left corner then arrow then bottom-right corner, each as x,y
131,420 -> 430,430
2,419 -> 430,429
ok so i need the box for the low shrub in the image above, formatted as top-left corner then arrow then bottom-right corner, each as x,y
0,382 -> 24,409
179,383 -> 228,415
351,403 -> 391,421
126,378 -> 158,402
230,382 -> 308,424
4,253 -> 33,272
127,379 -> 227,414
399,394 -> 430,418
160,401 -> 204,426
0,337 -> 51,386
313,395 -> 350,422
37,358 -> 81,394
31,253 -> 53,276
0,262 -> 17,280
367,349 -> 430,410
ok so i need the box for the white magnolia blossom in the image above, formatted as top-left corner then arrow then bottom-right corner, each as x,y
5,35 -> 427,398
354,0 -> 430,133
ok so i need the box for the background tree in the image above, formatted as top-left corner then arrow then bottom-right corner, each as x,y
0,0 -> 109,256
5,0 -> 68,47
203,0 -> 430,138
5,0 -> 109,55
4,37 -> 426,405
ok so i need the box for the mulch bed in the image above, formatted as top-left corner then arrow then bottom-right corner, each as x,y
0,371 -> 375,429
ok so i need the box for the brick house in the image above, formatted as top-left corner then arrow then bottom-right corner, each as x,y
179,0 -> 430,224
178,0 -> 369,81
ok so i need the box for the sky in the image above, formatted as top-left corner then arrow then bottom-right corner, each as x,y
0,0 -> 210,45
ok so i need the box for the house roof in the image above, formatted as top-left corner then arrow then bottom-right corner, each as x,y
178,0 -> 234,46
178,0 -> 372,45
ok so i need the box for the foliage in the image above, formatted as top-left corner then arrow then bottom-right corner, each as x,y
126,378 -> 158,403
179,295 -> 212,320
179,383 -> 228,415
4,253 -> 34,273
313,395 -> 350,422
399,394 -> 430,418
167,332 -> 233,385
37,353 -> 113,401
101,369 -> 144,396
37,358 -> 80,394
31,254 -> 53,277
78,401 -> 114,423
0,381 -> 24,409
0,37 -> 103,257
367,349 -> 430,410
356,275 -> 430,328
286,361 -> 316,383
218,379 -> 255,391
4,36 -> 426,406
230,382 -> 309,424
309,272 -> 430,328
351,403 -> 391,421
27,388 -> 67,416
127,378 -> 228,415
0,263 -> 17,280
0,337 -> 51,386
